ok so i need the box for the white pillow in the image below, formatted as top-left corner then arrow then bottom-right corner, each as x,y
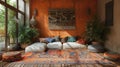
47,42 -> 62,49
25,42 -> 47,52
63,42 -> 86,49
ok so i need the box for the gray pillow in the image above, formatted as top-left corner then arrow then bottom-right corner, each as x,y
61,37 -> 68,43
53,36 -> 60,42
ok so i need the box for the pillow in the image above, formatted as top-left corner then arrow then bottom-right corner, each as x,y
67,36 -> 76,42
45,38 -> 55,43
53,36 -> 60,42
76,39 -> 85,45
39,38 -> 48,43
61,37 -> 68,43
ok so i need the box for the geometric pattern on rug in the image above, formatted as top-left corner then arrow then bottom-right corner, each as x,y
5,49 -> 115,67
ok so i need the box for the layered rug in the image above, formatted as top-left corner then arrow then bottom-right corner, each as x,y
5,49 -> 115,67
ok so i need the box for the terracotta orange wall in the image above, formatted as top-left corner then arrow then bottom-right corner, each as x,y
30,0 -> 97,37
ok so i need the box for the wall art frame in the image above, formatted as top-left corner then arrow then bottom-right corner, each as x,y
48,8 -> 76,30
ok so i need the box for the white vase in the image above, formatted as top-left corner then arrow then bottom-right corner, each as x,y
30,16 -> 36,27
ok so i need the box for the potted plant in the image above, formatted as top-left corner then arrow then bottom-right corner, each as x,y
18,23 -> 39,49
85,15 -> 110,52
85,15 -> 110,44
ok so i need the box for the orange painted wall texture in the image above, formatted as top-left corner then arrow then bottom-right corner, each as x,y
30,0 -> 97,38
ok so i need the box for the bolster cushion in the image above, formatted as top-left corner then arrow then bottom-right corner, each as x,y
25,42 -> 46,53
47,42 -> 62,49
63,42 -> 86,49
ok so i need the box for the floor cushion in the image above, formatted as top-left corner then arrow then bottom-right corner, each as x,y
63,42 -> 86,49
2,52 -> 22,62
25,42 -> 47,53
67,36 -> 76,42
88,45 -> 106,53
104,52 -> 120,61
47,42 -> 62,49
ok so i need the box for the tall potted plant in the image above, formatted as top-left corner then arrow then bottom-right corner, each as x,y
85,15 -> 110,44
85,15 -> 110,52
18,23 -> 39,49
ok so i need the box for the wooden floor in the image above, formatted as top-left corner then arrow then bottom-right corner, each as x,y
0,60 -> 120,67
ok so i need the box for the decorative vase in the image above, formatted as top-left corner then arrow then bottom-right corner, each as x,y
30,16 -> 36,27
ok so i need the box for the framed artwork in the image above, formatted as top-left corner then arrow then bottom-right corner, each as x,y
48,8 -> 76,30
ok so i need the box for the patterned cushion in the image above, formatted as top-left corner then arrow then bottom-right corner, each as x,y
45,38 -> 55,43
39,38 -> 48,43
67,36 -> 76,42
104,52 -> 120,61
76,39 -> 85,45
61,37 -> 68,43
2,52 -> 22,62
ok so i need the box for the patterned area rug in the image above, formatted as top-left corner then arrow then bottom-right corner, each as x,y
5,49 -> 115,67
